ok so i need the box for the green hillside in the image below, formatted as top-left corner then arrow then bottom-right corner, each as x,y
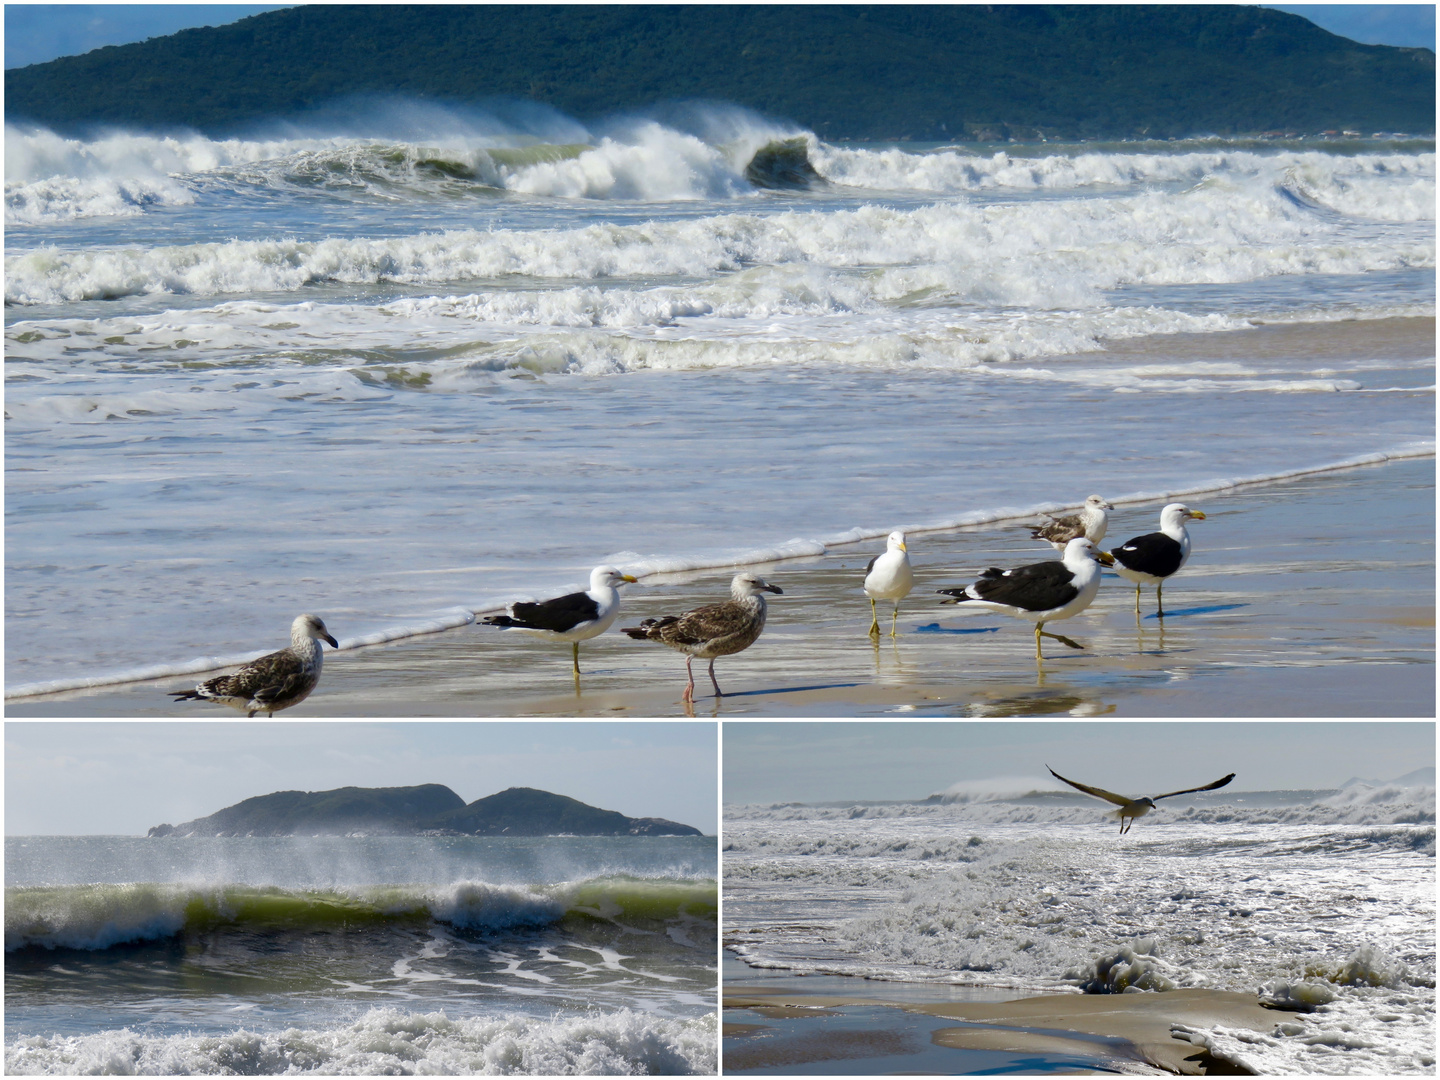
6,5 -> 1434,138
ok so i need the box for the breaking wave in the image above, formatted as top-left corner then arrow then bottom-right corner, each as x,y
8,175 -> 1434,303
5,876 -> 717,953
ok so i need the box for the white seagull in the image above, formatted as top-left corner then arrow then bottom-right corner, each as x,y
1030,494 -> 1114,550
1047,765 -> 1236,833
1108,503 -> 1206,616
170,613 -> 339,717
938,537 -> 1114,660
864,531 -> 914,638
482,565 -> 637,675
622,573 -> 782,703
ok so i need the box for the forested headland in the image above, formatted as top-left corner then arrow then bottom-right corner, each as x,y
6,5 -> 1434,139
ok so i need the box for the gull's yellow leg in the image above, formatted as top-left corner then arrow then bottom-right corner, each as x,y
890,602 -> 900,638
868,597 -> 880,638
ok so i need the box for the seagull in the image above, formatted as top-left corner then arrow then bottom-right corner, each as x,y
1046,765 -> 1236,833
482,565 -> 637,676
938,537 -> 1114,660
170,614 -> 339,718
864,531 -> 914,638
1108,503 -> 1206,616
622,573 -> 782,703
1030,495 -> 1114,550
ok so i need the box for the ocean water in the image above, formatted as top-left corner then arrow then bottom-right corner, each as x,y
724,777 -> 1436,1075
4,109 -> 1435,695
5,833 -> 717,1074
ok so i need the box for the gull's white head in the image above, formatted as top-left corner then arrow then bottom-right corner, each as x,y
591,565 -> 639,590
1085,495 -> 1114,511
731,573 -> 783,599
1161,503 -> 1206,528
293,613 -> 339,648
1063,538 -> 1115,567
887,531 -> 908,552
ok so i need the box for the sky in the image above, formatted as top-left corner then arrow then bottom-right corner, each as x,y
5,721 -> 718,835
723,721 -> 1437,804
4,3 -> 1435,68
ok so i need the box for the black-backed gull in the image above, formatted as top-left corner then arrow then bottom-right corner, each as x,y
1047,765 -> 1236,833
864,531 -> 914,638
482,565 -> 637,675
622,573 -> 782,703
170,613 -> 338,717
938,537 -> 1114,659
1108,502 -> 1206,616
1030,494 -> 1114,549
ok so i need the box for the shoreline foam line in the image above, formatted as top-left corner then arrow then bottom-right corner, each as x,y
5,444 -> 1432,701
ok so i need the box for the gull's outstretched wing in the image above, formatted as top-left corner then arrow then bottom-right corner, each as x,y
1046,765 -> 1133,808
1152,773 -> 1236,802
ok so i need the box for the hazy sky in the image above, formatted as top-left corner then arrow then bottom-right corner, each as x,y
5,4 -> 1434,69
5,721 -> 718,835
723,721 -> 1436,804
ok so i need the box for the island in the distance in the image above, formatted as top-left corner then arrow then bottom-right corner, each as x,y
147,784 -> 703,838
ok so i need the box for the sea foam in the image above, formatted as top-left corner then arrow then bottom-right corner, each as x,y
4,1007 -> 718,1076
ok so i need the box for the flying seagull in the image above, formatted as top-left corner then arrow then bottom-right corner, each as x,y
1108,503 -> 1206,616
864,531 -> 914,638
482,565 -> 637,676
170,613 -> 339,718
1047,765 -> 1236,833
937,537 -> 1114,660
1030,495 -> 1114,550
622,573 -> 781,703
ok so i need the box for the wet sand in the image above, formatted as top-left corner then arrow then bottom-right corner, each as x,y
9,451 -> 1432,717
724,978 -> 1282,1075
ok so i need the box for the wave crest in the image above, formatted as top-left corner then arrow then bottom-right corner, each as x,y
5,876 -> 717,953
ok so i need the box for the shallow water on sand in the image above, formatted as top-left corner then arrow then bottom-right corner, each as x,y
14,454 -> 1432,717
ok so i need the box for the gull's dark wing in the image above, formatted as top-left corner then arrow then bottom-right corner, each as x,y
1152,773 -> 1236,802
498,590 -> 600,633
1047,765 -> 1133,808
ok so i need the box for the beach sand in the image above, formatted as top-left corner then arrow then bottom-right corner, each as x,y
9,316 -> 1434,718
724,979 -> 1283,1074
10,450 -> 1432,717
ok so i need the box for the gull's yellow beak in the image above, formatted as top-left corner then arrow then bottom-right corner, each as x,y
1097,551 -> 1115,566
621,574 -> 638,584
1189,510 -> 1207,520
898,541 -> 908,552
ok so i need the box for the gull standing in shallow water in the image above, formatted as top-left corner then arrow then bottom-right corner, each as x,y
937,538 -> 1114,660
170,613 -> 338,717
482,565 -> 637,676
622,573 -> 782,703
1030,494 -> 1114,550
864,531 -> 913,638
1108,503 -> 1206,616
1046,765 -> 1236,833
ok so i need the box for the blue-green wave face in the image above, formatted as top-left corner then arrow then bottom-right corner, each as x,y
5,877 -> 717,1026
6,876 -> 717,952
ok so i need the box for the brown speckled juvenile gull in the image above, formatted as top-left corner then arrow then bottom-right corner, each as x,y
170,614 -> 338,717
623,573 -> 782,703
1030,494 -> 1114,550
